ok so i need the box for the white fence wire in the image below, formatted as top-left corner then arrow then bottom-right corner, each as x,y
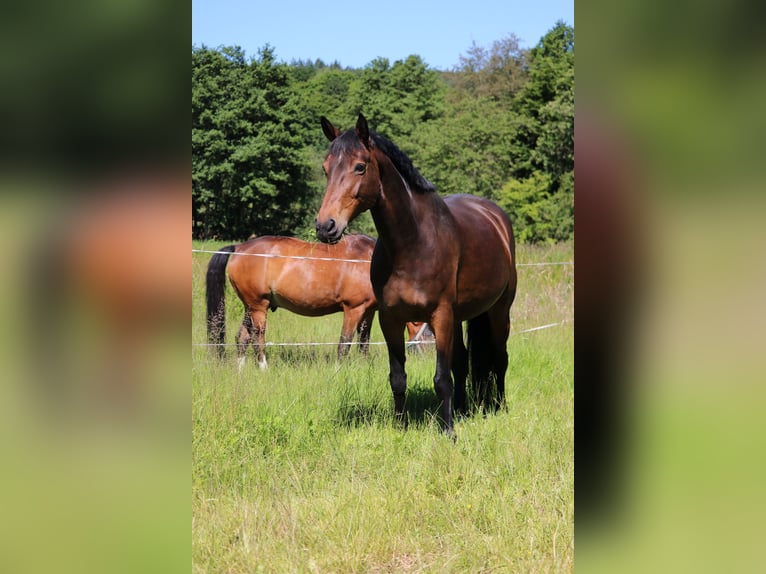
192,248 -> 572,349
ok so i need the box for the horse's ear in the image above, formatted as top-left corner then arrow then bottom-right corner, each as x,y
356,113 -> 370,149
321,116 -> 340,142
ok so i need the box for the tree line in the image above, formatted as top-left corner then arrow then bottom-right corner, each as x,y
192,21 -> 573,243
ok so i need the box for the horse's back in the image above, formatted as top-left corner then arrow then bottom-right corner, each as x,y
444,194 -> 516,318
233,234 -> 373,261
226,236 -> 297,285
445,195 -> 513,248
339,233 -> 376,259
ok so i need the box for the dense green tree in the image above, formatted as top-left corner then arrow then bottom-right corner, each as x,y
344,55 -> 447,144
411,34 -> 538,187
192,45 -> 315,239
497,21 -> 575,242
497,170 -> 573,243
509,21 -> 574,181
288,66 -> 360,150
411,97 -> 519,199
449,34 -> 528,104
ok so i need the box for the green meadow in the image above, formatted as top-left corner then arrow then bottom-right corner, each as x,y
192,240 -> 573,572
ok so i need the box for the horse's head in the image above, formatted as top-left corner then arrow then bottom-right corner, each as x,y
315,114 -> 381,244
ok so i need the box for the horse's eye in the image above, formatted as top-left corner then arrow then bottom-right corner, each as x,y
354,163 -> 366,174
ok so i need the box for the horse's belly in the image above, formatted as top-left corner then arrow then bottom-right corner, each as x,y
271,291 -> 341,317
454,292 -> 503,321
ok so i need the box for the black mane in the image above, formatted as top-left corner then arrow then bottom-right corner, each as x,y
329,128 -> 436,194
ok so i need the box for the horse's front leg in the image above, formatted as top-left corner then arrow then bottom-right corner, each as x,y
379,310 -> 407,428
431,306 -> 456,435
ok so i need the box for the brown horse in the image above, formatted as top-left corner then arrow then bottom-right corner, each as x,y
206,234 -> 378,368
316,114 -> 517,434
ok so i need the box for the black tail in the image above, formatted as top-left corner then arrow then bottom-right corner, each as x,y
206,245 -> 236,358
467,312 -> 496,410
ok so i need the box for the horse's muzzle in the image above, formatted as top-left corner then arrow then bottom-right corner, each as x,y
315,217 -> 343,244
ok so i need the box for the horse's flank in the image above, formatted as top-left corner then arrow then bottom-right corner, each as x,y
227,235 -> 375,317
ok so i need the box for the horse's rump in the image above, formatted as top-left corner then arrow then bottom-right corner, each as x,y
444,194 -> 516,320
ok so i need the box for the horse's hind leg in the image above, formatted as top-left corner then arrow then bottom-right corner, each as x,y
236,310 -> 253,371
356,307 -> 375,356
487,302 -> 512,410
248,307 -> 268,369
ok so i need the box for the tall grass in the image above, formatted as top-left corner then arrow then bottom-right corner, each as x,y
192,240 -> 573,572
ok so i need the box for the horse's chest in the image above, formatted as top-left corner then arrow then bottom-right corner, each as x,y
375,272 -> 443,313
371,249 -> 456,312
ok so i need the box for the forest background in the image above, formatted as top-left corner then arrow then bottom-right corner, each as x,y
192,21 -> 573,244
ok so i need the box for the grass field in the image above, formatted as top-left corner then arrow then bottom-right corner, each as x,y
192,240 -> 573,572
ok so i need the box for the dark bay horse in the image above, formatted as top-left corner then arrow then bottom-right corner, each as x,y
316,114 -> 517,434
206,234 -> 378,368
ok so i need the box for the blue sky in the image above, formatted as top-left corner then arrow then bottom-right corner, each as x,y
192,0 -> 573,70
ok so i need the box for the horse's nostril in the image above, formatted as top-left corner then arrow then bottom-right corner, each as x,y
318,218 -> 336,236
316,218 -> 339,243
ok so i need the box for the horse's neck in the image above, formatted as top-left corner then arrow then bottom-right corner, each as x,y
371,159 -> 428,256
